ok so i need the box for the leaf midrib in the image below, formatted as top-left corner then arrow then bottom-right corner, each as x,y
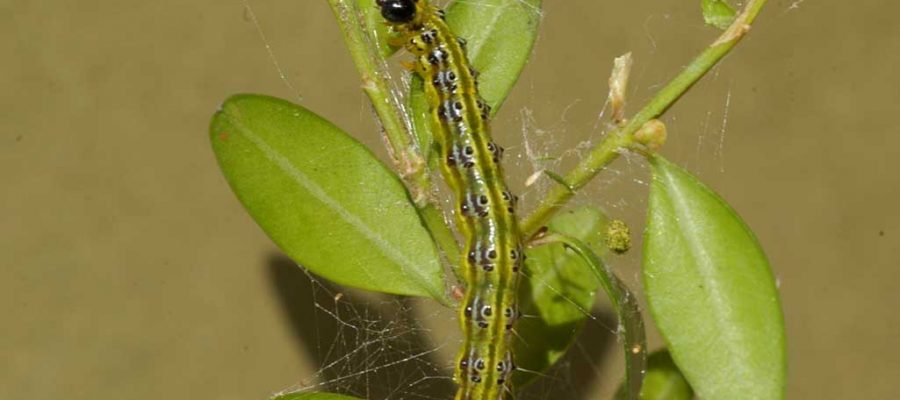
227,111 -> 442,299
660,167 -> 752,390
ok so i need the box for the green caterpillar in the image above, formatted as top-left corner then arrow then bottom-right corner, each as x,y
376,0 -> 523,398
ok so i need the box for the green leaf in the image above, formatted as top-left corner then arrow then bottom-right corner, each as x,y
537,232 -> 647,399
410,0 -> 543,162
445,0 -> 542,110
701,0 -> 737,30
616,349 -> 693,400
513,207 -> 606,387
272,393 -> 363,400
210,94 -> 448,303
643,156 -> 786,399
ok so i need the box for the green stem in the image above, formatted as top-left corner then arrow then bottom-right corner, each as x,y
521,0 -> 769,237
327,0 -> 420,182
328,0 -> 462,281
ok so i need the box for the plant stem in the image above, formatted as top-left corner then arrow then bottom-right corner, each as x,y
328,0 -> 462,281
520,0 -> 769,237
327,0 -> 421,185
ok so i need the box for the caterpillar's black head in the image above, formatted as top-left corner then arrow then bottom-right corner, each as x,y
376,0 -> 417,23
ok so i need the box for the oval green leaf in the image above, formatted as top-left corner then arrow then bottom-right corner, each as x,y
210,94 -> 447,303
445,0 -> 542,110
410,0 -> 543,162
616,349 -> 693,400
272,393 -> 363,400
513,207 -> 606,387
643,156 -> 786,399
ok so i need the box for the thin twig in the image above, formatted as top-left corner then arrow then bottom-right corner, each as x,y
520,0 -> 769,237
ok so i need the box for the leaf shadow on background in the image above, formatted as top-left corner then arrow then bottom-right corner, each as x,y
269,253 -> 619,399
518,306 -> 617,400
267,253 -> 454,399
568,308 -> 619,398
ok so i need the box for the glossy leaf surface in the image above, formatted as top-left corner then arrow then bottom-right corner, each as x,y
444,0 -> 542,110
210,94 -> 447,303
643,156 -> 786,399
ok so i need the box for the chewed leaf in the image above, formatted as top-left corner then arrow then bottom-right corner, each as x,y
210,94 -> 448,303
538,233 -> 647,399
643,156 -> 786,399
272,393 -> 362,400
615,349 -> 693,400
411,0 -> 543,162
701,0 -> 737,29
513,207 -> 606,387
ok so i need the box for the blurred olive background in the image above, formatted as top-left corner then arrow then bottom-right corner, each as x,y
3,0 -> 898,399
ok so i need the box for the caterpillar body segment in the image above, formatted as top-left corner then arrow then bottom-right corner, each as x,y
376,1 -> 523,398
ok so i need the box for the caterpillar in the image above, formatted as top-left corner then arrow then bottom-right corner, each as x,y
376,0 -> 523,398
